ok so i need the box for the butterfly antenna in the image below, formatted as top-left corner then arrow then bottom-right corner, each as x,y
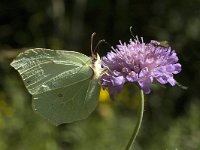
91,32 -> 96,56
102,40 -> 112,49
94,39 -> 106,53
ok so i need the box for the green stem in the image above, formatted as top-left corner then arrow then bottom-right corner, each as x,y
125,90 -> 144,150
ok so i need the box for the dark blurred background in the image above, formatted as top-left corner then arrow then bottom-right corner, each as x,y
0,0 -> 200,150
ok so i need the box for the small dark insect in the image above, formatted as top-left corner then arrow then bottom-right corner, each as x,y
152,41 -> 169,48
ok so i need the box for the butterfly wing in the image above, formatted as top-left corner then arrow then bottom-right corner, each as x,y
11,48 -> 100,125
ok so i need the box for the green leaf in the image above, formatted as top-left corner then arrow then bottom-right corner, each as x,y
10,48 -> 101,125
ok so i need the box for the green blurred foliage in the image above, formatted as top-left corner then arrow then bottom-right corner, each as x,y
0,0 -> 200,149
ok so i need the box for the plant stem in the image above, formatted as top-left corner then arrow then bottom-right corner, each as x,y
125,90 -> 144,150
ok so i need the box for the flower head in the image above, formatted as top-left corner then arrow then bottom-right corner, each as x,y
100,37 -> 181,95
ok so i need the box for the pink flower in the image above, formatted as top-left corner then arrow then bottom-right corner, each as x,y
101,37 -> 181,96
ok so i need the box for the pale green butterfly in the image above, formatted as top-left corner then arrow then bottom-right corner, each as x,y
10,33 -> 104,126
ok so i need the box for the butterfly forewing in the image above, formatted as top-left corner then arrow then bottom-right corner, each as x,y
10,48 -> 92,95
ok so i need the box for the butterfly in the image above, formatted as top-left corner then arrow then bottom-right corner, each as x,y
10,33 -> 104,126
